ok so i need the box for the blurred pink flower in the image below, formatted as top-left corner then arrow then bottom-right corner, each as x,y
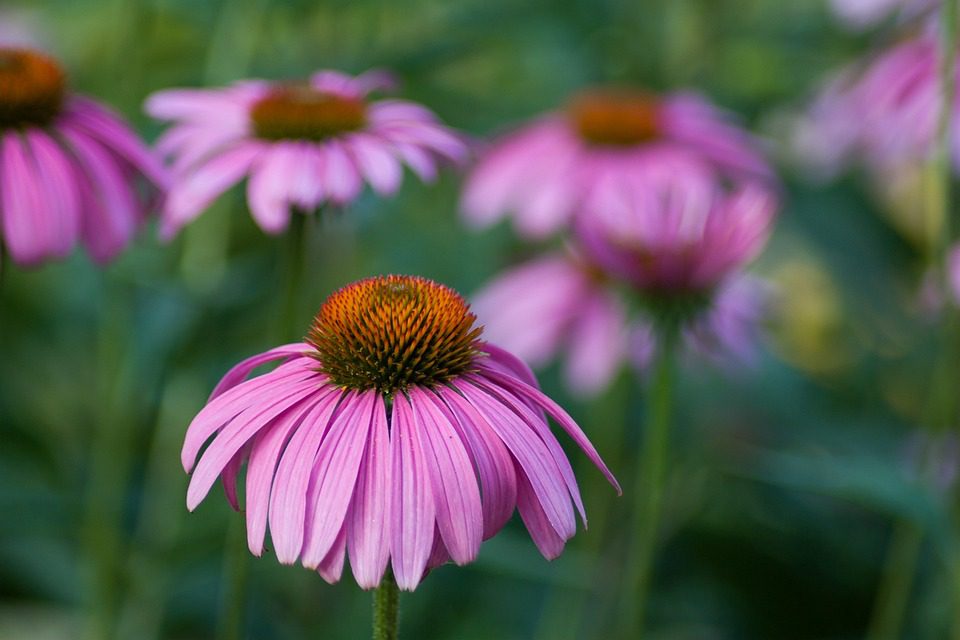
147,70 -> 466,239
462,88 -> 773,239
0,48 -> 166,266
182,275 -> 619,591
795,33 -> 959,178
576,154 -> 776,296
472,251 -> 774,397
472,251 -> 630,397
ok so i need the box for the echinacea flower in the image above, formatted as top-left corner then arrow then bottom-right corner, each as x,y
0,48 -> 166,266
795,32 -> 959,180
472,250 -> 772,397
576,154 -> 776,305
181,275 -> 620,591
147,70 -> 467,239
462,88 -> 773,239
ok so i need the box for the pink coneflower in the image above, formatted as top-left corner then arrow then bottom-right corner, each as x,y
182,275 -> 619,591
795,33 -> 959,179
472,251 -> 772,396
0,48 -> 166,266
575,155 -> 776,301
147,70 -> 467,239
462,88 -> 773,238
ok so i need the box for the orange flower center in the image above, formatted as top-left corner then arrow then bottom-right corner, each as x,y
569,90 -> 661,146
250,85 -> 367,142
0,48 -> 65,129
308,275 -> 483,394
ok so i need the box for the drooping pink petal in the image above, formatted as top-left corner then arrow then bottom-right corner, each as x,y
246,143 -> 298,234
562,292 -> 627,396
161,141 -> 264,240
268,388 -> 343,563
433,387 -> 517,539
23,129 -> 81,258
515,463 -> 567,559
211,344 -> 315,399
475,367 -> 621,494
348,394 -> 392,589
320,140 -> 363,205
181,359 -> 316,472
390,395 -> 436,591
346,133 -> 402,195
302,391 -> 377,568
317,523 -> 349,584
408,387 -> 483,565
0,132 -> 59,265
244,395 -> 321,555
474,366 -> 621,494
186,377 -> 325,511
447,382 -> 574,540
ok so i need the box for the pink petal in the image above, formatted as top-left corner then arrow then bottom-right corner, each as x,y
186,377 -> 325,511
346,133 -> 402,195
347,394 -> 392,589
473,367 -> 621,494
446,383 -> 574,540
0,132 -> 60,265
247,144 -> 297,234
301,391 -> 377,568
211,344 -> 315,399
563,292 -> 627,397
390,395 -> 436,591
23,129 -> 81,257
244,395 -> 321,555
516,463 -> 566,559
434,387 -> 517,539
409,387 -> 483,565
267,388 -> 343,563
317,524 -> 349,584
320,140 -> 363,205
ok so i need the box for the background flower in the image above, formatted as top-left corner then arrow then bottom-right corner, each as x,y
147,70 -> 466,239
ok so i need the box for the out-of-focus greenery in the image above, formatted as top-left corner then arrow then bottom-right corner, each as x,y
0,0 -> 955,638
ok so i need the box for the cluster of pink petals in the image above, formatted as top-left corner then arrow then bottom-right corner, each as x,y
1,97 -> 167,266
182,342 -> 619,591
461,92 -> 773,239
472,251 -> 774,397
795,33 -> 959,179
147,70 -> 467,239
576,155 -> 776,294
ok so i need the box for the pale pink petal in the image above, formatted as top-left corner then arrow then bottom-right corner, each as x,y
320,140 -> 363,205
301,392 -> 377,568
0,132 -> 60,265
346,133 -> 402,195
23,129 -> 81,257
246,144 -> 296,234
409,387 -> 483,565
211,343 -> 314,399
267,388 -> 343,563
390,395 -> 436,591
348,394 -> 392,589
317,524 -> 349,584
434,387 -> 517,539
563,292 -> 627,397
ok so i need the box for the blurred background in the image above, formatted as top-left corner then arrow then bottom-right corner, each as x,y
0,0 -> 956,638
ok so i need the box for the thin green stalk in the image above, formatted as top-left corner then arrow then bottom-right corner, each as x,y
279,213 -> 308,341
869,3 -> 957,638
867,520 -> 924,640
620,327 -> 678,638
373,571 -> 400,640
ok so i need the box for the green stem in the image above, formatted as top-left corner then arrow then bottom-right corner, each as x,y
621,327 -> 678,638
373,571 -> 400,640
279,213 -> 308,342
866,520 -> 924,640
216,518 -> 249,640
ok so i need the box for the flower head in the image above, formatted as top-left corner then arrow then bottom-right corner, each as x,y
182,275 -> 619,591
147,70 -> 467,239
0,47 -> 167,266
462,88 -> 773,238
575,155 -> 776,306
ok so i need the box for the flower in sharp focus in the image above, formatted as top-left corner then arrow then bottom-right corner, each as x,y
0,47 -> 167,266
575,154 -> 776,306
181,275 -> 620,591
147,70 -> 467,239
461,87 -> 773,239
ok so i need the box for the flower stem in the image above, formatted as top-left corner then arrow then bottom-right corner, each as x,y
278,213 -> 308,342
372,571 -> 400,640
621,325 -> 678,638
866,519 -> 924,640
